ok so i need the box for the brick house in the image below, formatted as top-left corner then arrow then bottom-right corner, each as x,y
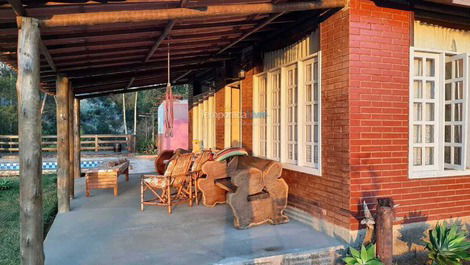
189,0 -> 470,255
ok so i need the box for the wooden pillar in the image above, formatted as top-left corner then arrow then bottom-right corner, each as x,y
73,98 -> 81,179
68,85 -> 74,198
56,74 -> 70,213
16,17 -> 45,265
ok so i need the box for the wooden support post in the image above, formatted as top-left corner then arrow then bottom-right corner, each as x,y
68,85 -> 74,198
34,1 -> 346,28
73,98 -> 81,179
376,198 -> 394,265
95,135 -> 99,152
16,17 -> 45,265
56,74 -> 70,213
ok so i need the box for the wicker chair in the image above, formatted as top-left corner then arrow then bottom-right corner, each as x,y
140,153 -> 193,214
190,150 -> 213,206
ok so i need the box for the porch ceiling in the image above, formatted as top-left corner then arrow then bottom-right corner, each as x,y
0,0 -> 342,98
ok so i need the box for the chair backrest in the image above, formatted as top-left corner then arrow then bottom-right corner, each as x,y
191,150 -> 212,172
169,153 -> 193,177
169,153 -> 194,186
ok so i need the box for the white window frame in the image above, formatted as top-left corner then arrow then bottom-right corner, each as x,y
285,63 -> 298,164
409,47 -> 470,179
253,52 -> 321,176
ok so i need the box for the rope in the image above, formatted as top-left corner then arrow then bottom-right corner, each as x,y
164,36 -> 174,137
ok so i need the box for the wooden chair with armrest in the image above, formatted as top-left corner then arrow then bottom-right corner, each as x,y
140,153 -> 193,214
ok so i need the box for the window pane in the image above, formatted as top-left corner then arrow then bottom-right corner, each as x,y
424,81 -> 434,99
314,62 -> 318,81
414,81 -> 422,99
425,58 -> 435,77
425,125 -> 433,143
314,145 -> 319,164
425,103 -> 434,121
314,125 -> 318,142
306,64 -> 312,82
456,59 -> 464,78
314,104 -> 319,122
413,148 -> 422,166
446,61 -> 452,80
455,125 -> 462,143
445,146 -> 451,164
414,58 -> 423,76
306,125 -> 312,142
414,125 -> 422,143
306,105 -> 312,122
445,104 -> 452,121
455,103 -> 462,121
445,125 -> 451,143
445,83 -> 452,101
306,145 -> 312,163
425,147 -> 433,165
455,147 -> 462,165
313,84 -> 318,101
306,84 -> 312,102
414,103 -> 422,121
456,81 -> 463,100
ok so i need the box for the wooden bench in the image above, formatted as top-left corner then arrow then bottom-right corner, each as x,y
85,158 -> 130,197
201,156 -> 289,229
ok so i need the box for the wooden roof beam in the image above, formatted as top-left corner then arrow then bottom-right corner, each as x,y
7,0 -> 25,16
39,39 -> 56,72
29,1 -> 345,28
76,83 -> 169,99
175,12 -> 285,82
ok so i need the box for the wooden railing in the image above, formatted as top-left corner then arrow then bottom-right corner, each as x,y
0,134 -> 136,153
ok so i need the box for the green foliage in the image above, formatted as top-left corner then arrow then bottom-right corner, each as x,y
425,222 -> 470,265
0,178 -> 15,190
0,175 -> 57,265
343,244 -> 384,265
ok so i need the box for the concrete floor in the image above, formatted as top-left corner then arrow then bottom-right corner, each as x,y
44,173 -> 343,265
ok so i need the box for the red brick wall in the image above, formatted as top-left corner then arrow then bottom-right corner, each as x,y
215,87 -> 225,150
348,0 -> 470,230
282,8 -> 352,229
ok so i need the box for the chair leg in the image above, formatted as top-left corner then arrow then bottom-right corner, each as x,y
126,169 -> 129,181
167,184 -> 172,215
114,185 -> 118,197
189,177 -> 193,207
195,180 -> 199,205
140,177 -> 144,211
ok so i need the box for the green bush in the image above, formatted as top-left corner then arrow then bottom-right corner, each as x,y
343,244 -> 384,265
0,178 -> 15,190
425,222 -> 470,265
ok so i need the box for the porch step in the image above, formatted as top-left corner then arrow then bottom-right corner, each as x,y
215,245 -> 344,265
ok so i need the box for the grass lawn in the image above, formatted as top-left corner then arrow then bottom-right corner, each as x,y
0,174 -> 57,265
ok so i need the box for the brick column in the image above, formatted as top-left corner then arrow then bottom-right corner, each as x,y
348,0 -> 411,230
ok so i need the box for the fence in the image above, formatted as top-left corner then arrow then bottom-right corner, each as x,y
0,134 -> 136,153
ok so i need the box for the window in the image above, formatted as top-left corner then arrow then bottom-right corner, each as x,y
258,75 -> 267,157
303,58 -> 320,168
270,70 -> 281,161
286,64 -> 298,164
410,49 -> 469,178
254,53 -> 321,175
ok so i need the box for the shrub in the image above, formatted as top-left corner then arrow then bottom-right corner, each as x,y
343,244 -> 384,265
0,178 -> 15,191
425,222 -> 470,265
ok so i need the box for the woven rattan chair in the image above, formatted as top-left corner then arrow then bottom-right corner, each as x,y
141,153 -> 193,214
190,150 -> 213,206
